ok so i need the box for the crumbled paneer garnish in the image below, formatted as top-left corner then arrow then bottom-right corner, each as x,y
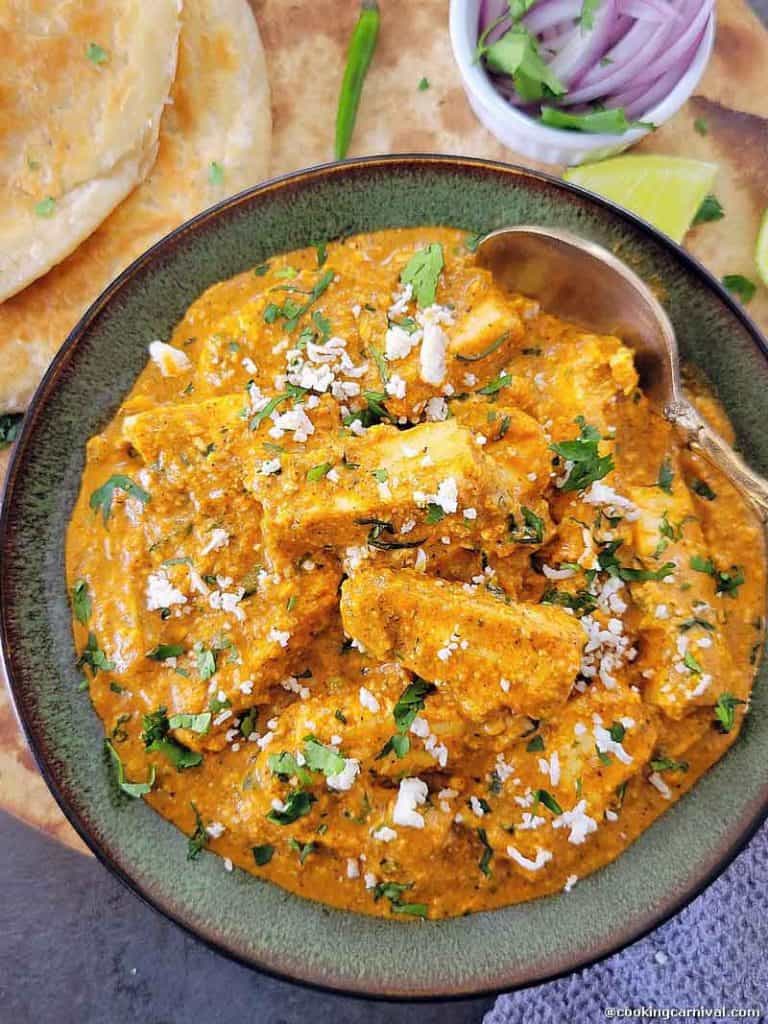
469,796 -> 486,818
267,627 -> 290,647
414,476 -> 458,515
553,800 -> 598,844
347,857 -> 360,878
506,846 -> 553,871
393,777 -> 428,828
206,821 -> 226,839
385,373 -> 407,399
260,457 -> 282,475
582,481 -> 640,521
326,758 -> 360,792
648,771 -> 672,799
359,686 -> 380,713
424,396 -> 448,421
146,570 -> 187,611
593,719 -> 633,764
564,874 -> 579,893
372,826 -> 397,842
201,528 -> 230,555
148,340 -> 192,376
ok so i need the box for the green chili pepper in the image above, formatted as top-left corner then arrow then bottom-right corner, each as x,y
334,0 -> 380,160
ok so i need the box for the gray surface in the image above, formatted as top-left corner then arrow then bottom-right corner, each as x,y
0,811 -> 492,1023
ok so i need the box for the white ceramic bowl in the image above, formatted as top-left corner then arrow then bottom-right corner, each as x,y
449,0 -> 715,166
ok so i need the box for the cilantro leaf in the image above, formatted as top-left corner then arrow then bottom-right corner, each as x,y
168,712 -> 212,734
266,790 -> 316,825
722,274 -> 757,304
690,478 -> 717,501
481,26 -> 566,103
650,757 -> 689,774
105,740 -> 155,798
551,417 -> 614,492
579,0 -> 601,28
288,838 -> 316,864
208,161 -> 224,186
598,540 -> 675,583
694,117 -> 708,135
71,579 -> 92,625
713,692 -> 745,733
372,880 -> 428,917
77,632 -> 114,674
400,243 -> 444,307
657,458 -> 674,494
534,789 -> 563,815
89,474 -> 150,523
378,678 -> 435,760
690,555 -> 745,597
196,645 -> 217,681
509,505 -> 544,544
187,803 -> 207,860
306,462 -> 333,482
303,736 -> 346,777
540,105 -> 652,134
86,42 -> 109,64
146,643 -> 185,661
692,194 -> 724,226
35,196 -> 56,217
252,843 -> 275,866
0,412 -> 23,448
526,734 -> 545,753
476,827 -> 493,878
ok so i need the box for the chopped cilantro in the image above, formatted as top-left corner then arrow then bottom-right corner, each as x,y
306,462 -> 333,482
679,617 -> 715,632
424,502 -> 446,525
480,26 -> 565,103
551,417 -> 614,492
579,0 -> 600,27
368,342 -> 390,385
455,331 -> 508,362
253,262 -> 270,276
683,650 -> 703,674
146,643 -> 185,661
168,712 -> 211,734
690,555 -> 745,596
540,105 -> 652,134
713,692 -> 745,733
356,517 -> 426,551
77,632 -> 114,674
533,789 -> 563,815
89,474 -> 150,523
252,843 -> 275,866
418,76 -> 430,91
541,587 -> 597,614
288,838 -> 316,864
196,645 -> 217,681
187,803 -> 208,860
608,721 -> 626,742
598,540 -> 675,583
266,790 -> 316,825
35,196 -> 56,217
509,505 -> 544,544
208,161 -> 224,186
690,478 -> 717,501
692,194 -> 724,226
378,678 -> 435,759
0,413 -> 23,448
105,740 -> 155,798
71,579 -> 92,625
372,880 -> 427,918
303,736 -> 346,777
477,827 -> 493,877
526,734 -> 545,753
371,467 -> 389,483
694,117 -> 708,135
86,42 -> 109,64
657,458 -> 674,494
722,274 -> 757,304
477,371 -> 513,396
650,757 -> 689,773
314,241 -> 328,266
400,243 -> 444,307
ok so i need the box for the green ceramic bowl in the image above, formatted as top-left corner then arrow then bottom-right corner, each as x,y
2,156 -> 767,1000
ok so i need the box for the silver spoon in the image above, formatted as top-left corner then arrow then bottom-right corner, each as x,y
477,225 -> 768,520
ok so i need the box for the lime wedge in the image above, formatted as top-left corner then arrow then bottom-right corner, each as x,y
564,156 -> 718,243
756,207 -> 768,288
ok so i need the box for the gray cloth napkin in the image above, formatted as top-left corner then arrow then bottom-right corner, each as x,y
487,821 -> 767,1023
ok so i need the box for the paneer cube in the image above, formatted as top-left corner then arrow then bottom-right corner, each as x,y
249,418 -> 529,568
122,394 -> 246,467
340,567 -> 584,719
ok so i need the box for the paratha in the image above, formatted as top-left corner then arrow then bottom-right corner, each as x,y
0,0 -> 271,412
0,0 -> 182,302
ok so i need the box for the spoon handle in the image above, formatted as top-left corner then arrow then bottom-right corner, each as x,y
666,400 -> 768,522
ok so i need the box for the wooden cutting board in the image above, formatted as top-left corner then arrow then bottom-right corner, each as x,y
1,0 -> 766,853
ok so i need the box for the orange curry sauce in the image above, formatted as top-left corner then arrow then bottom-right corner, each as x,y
66,228 -> 765,919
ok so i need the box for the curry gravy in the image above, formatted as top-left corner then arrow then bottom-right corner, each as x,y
66,228 -> 765,919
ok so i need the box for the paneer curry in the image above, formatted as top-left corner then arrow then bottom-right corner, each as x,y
66,228 -> 765,919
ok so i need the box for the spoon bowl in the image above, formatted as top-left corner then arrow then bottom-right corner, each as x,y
477,225 -> 768,519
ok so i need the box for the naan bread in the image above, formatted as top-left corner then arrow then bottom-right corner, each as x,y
0,0 -> 271,412
0,0 -> 182,302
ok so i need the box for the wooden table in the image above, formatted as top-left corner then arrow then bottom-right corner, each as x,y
1,0 -> 767,854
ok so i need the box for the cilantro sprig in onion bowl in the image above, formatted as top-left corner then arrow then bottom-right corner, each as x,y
478,0 -> 714,133
450,0 -> 715,164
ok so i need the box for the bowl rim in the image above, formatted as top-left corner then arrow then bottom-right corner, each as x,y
448,0 -> 716,151
2,153 -> 767,1002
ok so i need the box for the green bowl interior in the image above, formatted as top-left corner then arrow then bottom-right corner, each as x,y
2,157 -> 767,999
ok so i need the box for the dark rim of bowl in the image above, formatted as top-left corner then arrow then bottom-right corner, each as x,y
2,154 -> 767,1002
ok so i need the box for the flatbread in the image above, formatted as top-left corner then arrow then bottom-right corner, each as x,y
0,0 -> 272,412
0,0 -> 182,302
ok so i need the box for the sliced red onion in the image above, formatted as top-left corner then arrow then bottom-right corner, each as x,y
476,0 -> 712,130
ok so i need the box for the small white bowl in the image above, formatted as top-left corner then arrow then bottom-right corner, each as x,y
449,0 -> 715,166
